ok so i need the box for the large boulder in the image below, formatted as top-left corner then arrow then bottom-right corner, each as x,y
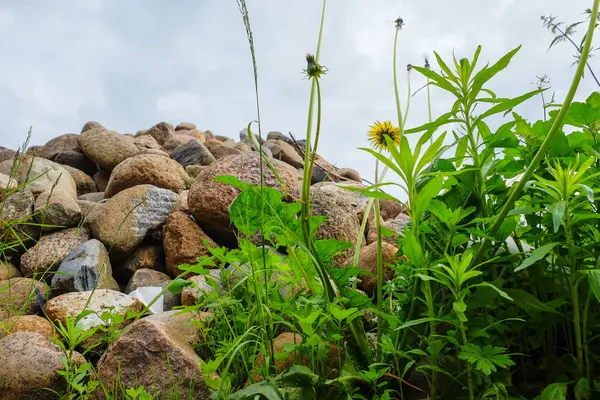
78,129 -> 138,171
105,154 -> 188,198
88,185 -> 177,256
45,289 -> 144,333
188,153 -> 300,245
39,133 -> 80,159
114,244 -> 165,283
133,135 -> 161,151
144,310 -> 212,346
62,165 -> 97,196
93,170 -> 110,192
0,315 -> 56,339
51,239 -> 119,295
81,121 -> 105,133
52,150 -> 98,177
0,189 -> 37,245
356,242 -> 399,295
33,190 -> 82,229
94,318 -> 212,399
0,262 -> 21,280
175,122 -> 197,131
0,156 -> 77,198
181,270 -> 223,306
139,122 -> 175,146
171,140 -> 215,167
163,211 -> 217,277
0,278 -> 48,317
20,227 -> 91,277
269,139 -> 304,168
0,332 -> 85,399
310,185 -> 363,266
0,172 -> 17,200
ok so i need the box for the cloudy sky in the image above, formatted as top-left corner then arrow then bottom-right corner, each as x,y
0,0 -> 597,187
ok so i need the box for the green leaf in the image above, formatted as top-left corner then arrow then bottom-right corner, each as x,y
414,176 -> 444,222
402,230 -> 423,267
515,243 -> 558,272
548,201 -> 566,233
495,217 -> 517,242
563,101 -> 600,127
405,111 -> 458,134
575,378 -> 591,400
503,288 -> 562,316
472,282 -> 513,301
226,382 -> 283,400
458,344 -> 515,376
212,175 -> 250,190
587,270 -> 600,305
540,383 -> 567,400
395,317 -> 450,331
470,46 -> 521,99
411,66 -> 462,98
167,278 -> 192,295
475,89 -> 541,123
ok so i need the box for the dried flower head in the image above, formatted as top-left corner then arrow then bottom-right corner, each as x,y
368,121 -> 400,151
303,53 -> 328,79
395,17 -> 405,29
424,57 -> 431,69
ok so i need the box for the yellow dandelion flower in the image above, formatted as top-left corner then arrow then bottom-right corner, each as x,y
368,121 -> 400,151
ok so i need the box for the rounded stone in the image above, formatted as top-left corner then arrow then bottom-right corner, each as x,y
125,269 -> 179,311
105,154 -> 188,198
78,129 -> 139,171
0,315 -> 56,339
0,156 -> 77,198
188,153 -> 300,245
356,242 -> 399,295
62,165 -> 97,196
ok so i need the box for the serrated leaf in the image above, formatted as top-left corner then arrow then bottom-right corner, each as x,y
541,383 -> 567,400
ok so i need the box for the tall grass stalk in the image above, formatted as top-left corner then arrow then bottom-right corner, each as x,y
235,0 -> 274,377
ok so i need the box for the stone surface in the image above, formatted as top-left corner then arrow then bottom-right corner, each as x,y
181,270 -> 222,306
171,140 -> 215,167
337,168 -> 362,183
88,185 -> 177,256
52,150 -> 98,176
188,153 -> 300,245
162,134 -> 199,154
133,135 -> 161,151
81,121 -> 105,132
0,278 -> 48,316
185,164 -> 204,179
367,213 -> 411,245
78,129 -> 138,171
0,156 -> 77,197
183,129 -> 206,143
93,170 -> 110,192
78,191 -> 105,202
34,190 -> 82,229
270,139 -> 304,168
310,185 -> 363,266
51,239 -> 119,295
62,165 -> 97,196
105,154 -> 188,197
163,211 -> 218,277
125,269 -> 179,311
250,332 -> 342,383
0,189 -> 37,244
175,189 -> 189,211
0,315 -> 55,339
0,147 -> 16,163
20,227 -> 91,277
0,262 -> 21,280
77,199 -> 101,219
40,134 -> 80,159
144,310 -> 212,346
0,332 -> 84,399
175,122 -> 197,131
95,318 -> 212,399
0,172 -> 17,200
45,289 -> 144,332
114,244 -> 165,283
141,122 -> 175,146
209,143 -> 243,160
356,242 -> 399,295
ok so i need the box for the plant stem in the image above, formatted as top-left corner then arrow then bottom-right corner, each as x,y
565,212 -> 584,375
422,280 -> 438,399
459,320 -> 475,400
393,26 -> 405,145
374,159 -> 384,361
472,0 -> 600,267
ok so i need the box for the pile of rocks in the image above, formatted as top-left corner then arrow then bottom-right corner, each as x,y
0,121 -> 409,399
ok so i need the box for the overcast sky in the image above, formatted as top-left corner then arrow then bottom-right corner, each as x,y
0,0 -> 597,188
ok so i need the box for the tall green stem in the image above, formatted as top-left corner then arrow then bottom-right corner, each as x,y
565,212 -> 584,374
374,159 -> 384,361
393,26 -> 405,144
459,321 -> 475,400
471,0 -> 600,267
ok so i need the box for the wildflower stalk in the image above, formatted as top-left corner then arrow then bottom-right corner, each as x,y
471,0 -> 600,267
393,18 -> 405,144
374,158 -> 384,361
